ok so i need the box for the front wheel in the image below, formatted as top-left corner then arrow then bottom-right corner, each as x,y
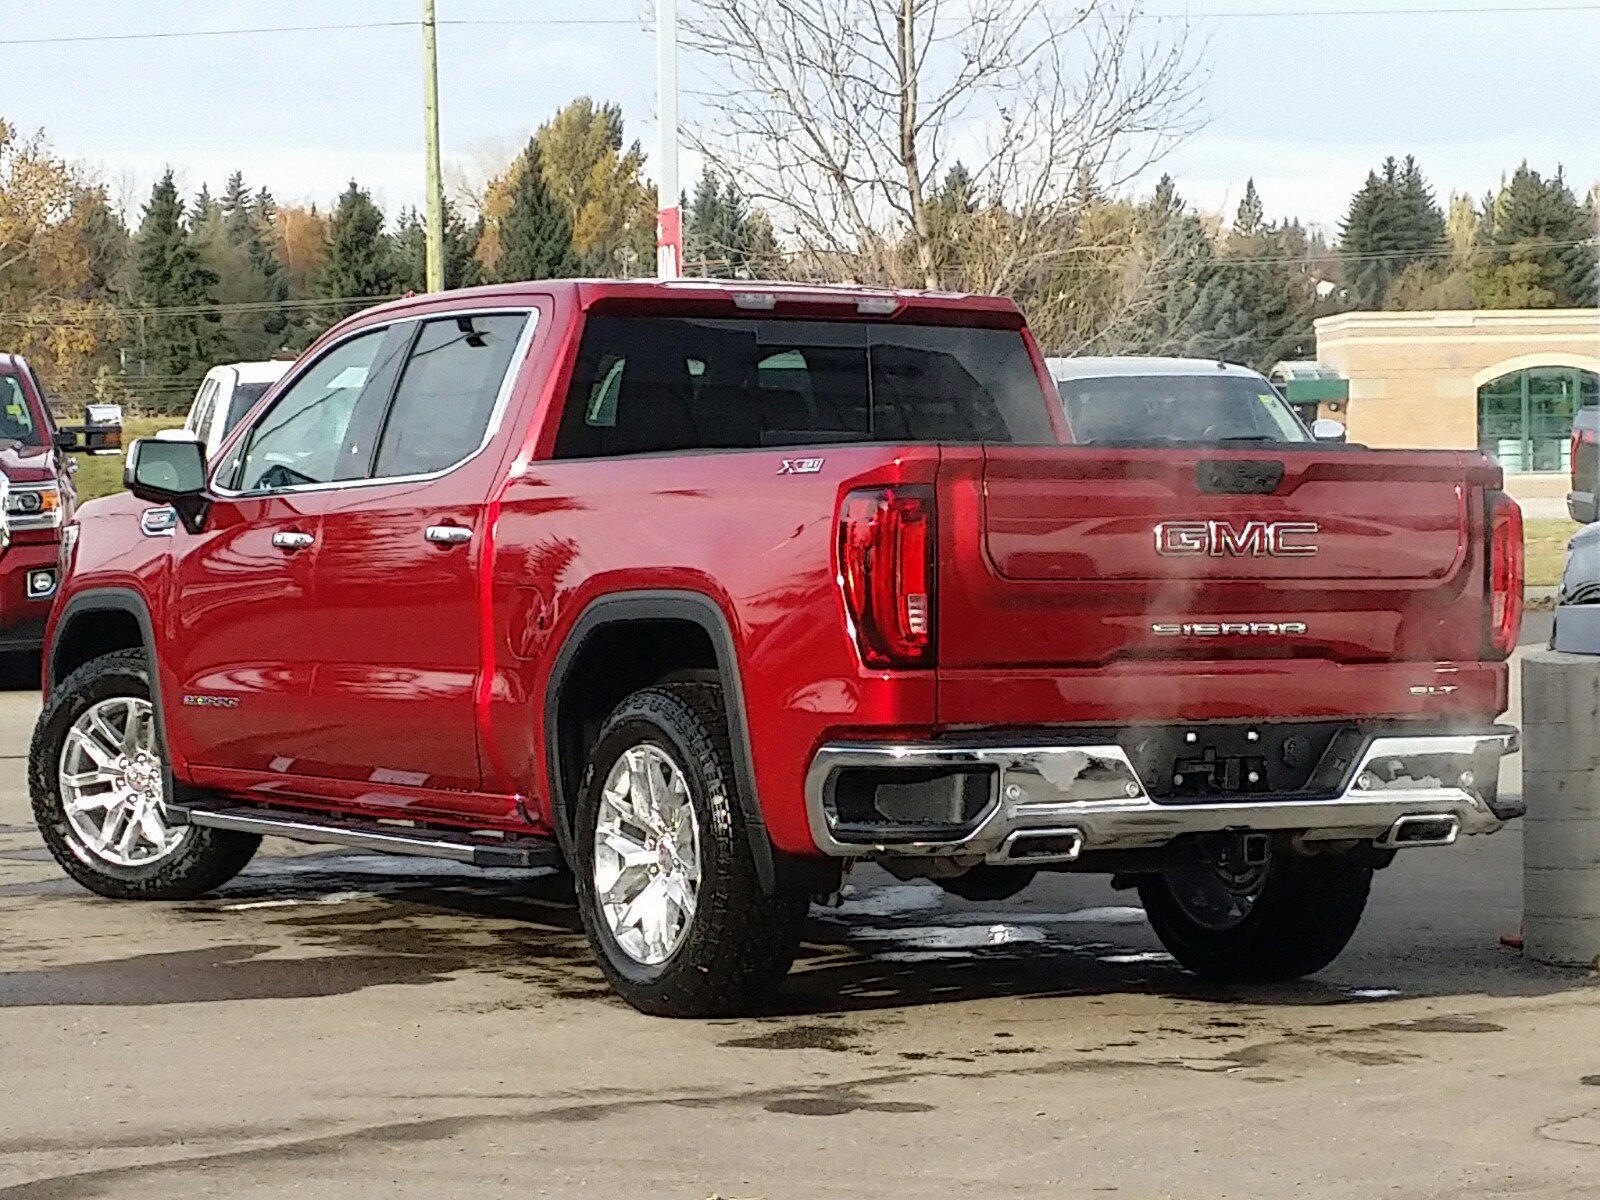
573,683 -> 808,1017
1137,843 -> 1372,983
29,649 -> 260,900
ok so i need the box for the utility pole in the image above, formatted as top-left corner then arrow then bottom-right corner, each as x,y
422,0 -> 446,292
655,0 -> 682,278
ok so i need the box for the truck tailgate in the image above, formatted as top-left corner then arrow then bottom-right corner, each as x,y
936,445 -> 1501,676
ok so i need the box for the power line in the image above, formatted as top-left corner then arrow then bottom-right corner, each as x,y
3,18 -> 644,47
1143,1 -> 1600,16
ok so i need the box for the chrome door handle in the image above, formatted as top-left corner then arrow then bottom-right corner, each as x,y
424,525 -> 472,546
271,531 -> 314,551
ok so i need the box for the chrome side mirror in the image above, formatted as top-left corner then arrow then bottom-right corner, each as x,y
124,438 -> 210,533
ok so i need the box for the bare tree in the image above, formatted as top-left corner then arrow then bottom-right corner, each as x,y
682,0 -> 1202,314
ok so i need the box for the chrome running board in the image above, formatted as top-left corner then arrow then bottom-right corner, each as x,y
170,804 -> 560,869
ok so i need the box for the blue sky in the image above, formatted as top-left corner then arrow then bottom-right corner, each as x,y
2,0 -> 1596,233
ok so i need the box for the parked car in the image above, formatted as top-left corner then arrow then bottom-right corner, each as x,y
1047,355 -> 1349,444
0,354 -> 120,657
30,282 -> 1522,1016
1551,519 -> 1600,653
163,360 -> 292,459
1567,398 -> 1598,524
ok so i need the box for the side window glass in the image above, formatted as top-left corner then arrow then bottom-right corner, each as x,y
232,328 -> 388,491
370,313 -> 528,479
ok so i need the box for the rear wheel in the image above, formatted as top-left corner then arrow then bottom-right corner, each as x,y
1137,842 -> 1371,983
573,683 -> 808,1017
29,650 -> 260,900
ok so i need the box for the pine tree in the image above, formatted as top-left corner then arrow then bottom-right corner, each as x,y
494,142 -> 579,282
393,202 -> 482,292
1233,179 -> 1265,237
1473,163 -> 1596,308
318,181 -> 401,329
685,169 -> 775,279
1339,156 -> 1447,309
132,171 -> 222,397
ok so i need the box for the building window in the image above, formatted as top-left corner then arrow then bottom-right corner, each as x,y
1478,367 -> 1599,473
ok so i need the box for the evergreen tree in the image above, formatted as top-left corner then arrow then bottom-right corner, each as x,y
494,142 -> 579,282
191,172 -> 291,358
1473,163 -> 1597,308
393,201 -> 482,292
318,181 -> 401,327
1338,156 -> 1447,309
132,171 -> 222,395
685,169 -> 776,278
1124,175 -> 1221,357
1233,179 -> 1265,237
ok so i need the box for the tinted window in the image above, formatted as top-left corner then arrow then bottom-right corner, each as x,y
232,329 -> 390,491
0,376 -> 41,446
553,316 -> 1052,458
371,314 -> 528,478
223,381 -> 274,435
1058,374 -> 1310,445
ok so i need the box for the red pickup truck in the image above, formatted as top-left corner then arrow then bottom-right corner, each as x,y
0,354 -> 120,657
29,281 -> 1523,1016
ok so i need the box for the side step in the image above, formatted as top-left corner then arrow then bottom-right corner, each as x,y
170,804 -> 561,869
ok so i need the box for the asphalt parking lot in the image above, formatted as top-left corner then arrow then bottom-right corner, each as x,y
1,634 -> 1597,1199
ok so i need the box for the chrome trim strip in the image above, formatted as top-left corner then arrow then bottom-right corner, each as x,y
208,306 -> 540,499
804,730 -> 1518,859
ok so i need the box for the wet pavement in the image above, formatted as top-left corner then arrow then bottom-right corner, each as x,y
1,646 -> 1598,1198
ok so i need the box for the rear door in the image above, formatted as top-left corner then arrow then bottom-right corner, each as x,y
285,308 -> 536,805
936,445 -> 1497,676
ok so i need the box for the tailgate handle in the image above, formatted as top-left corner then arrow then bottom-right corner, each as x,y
1196,460 -> 1284,495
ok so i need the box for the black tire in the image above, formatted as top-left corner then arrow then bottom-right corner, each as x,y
1137,848 -> 1372,983
572,683 -> 808,1017
30,649 -> 260,900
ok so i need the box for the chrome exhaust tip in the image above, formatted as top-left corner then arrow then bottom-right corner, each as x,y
991,827 -> 1085,865
1377,814 -> 1461,849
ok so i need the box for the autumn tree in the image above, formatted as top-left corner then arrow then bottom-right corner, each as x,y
534,98 -> 655,275
0,120 -> 125,399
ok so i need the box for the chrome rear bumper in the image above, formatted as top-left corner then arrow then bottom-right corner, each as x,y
804,728 -> 1519,864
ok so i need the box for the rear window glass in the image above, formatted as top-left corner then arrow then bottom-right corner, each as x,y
224,381 -> 274,434
554,316 -> 1053,458
1058,374 -> 1310,445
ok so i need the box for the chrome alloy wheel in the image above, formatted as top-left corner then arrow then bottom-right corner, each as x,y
593,743 -> 702,966
58,696 -> 185,867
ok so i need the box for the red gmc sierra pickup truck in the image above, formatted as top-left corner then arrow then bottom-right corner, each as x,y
0,353 -> 120,658
29,280 -> 1523,1016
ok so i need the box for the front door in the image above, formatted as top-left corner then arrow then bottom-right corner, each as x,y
167,324 -> 397,774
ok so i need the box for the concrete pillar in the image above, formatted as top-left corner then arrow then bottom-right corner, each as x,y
1521,649 -> 1600,968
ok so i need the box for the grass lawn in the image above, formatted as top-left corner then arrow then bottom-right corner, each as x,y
72,416 -> 186,503
1525,517 -> 1580,591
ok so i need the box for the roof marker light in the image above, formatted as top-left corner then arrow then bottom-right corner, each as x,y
732,291 -> 777,311
857,295 -> 900,315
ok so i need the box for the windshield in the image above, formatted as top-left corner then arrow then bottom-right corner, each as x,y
1058,373 -> 1310,446
223,381 -> 273,435
0,376 -> 42,447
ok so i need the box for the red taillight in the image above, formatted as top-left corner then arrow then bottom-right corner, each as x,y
1486,491 -> 1524,659
839,486 -> 935,668
1573,427 -> 1596,488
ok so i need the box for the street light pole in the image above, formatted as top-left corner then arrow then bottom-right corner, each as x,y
656,0 -> 682,278
422,0 -> 446,292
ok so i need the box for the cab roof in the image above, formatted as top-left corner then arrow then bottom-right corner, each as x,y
357,278 -> 1024,323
